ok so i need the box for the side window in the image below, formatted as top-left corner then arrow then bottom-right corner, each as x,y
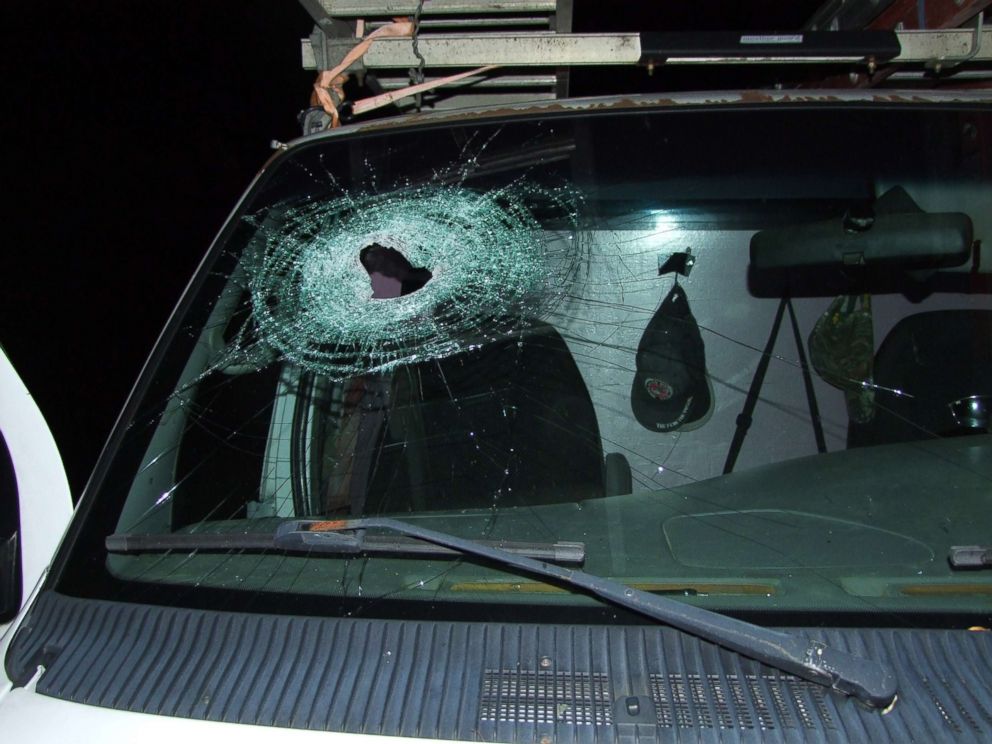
0,431 -> 20,622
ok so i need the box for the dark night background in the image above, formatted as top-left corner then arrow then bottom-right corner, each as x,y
2,2 -> 315,492
1,1 -> 816,495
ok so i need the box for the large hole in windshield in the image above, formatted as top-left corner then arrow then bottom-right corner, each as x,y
360,243 -> 433,299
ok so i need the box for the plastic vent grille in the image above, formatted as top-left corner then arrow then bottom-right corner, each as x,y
12,593 -> 992,742
480,670 -> 613,725
649,672 -> 836,731
920,675 -> 986,735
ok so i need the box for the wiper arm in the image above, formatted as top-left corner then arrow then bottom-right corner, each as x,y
105,526 -> 585,564
281,517 -> 897,709
107,517 -> 896,707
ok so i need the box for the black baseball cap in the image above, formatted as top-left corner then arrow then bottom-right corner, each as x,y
631,284 -> 714,432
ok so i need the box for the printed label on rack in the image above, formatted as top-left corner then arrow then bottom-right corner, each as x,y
740,34 -> 804,45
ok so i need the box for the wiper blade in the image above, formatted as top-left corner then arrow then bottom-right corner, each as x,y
283,517 -> 897,709
105,525 -> 585,564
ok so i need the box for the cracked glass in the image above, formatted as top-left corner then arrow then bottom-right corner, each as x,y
68,104 -> 992,622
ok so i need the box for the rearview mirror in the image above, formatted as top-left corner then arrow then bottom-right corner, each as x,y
750,187 -> 973,270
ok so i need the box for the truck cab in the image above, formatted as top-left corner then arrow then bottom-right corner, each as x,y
4,2 -> 992,741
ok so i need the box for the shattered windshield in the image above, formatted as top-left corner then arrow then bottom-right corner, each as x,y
64,104 -> 992,622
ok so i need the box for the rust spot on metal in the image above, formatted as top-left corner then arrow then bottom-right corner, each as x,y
737,90 -> 777,104
280,89 -> 992,146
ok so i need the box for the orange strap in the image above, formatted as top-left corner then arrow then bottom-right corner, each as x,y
352,65 -> 499,116
312,18 -> 415,128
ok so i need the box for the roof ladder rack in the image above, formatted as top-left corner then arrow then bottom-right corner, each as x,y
297,1 -> 992,129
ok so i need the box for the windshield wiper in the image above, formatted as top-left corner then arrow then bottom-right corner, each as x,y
283,518 -> 896,708
106,517 -> 896,709
105,525 -> 586,564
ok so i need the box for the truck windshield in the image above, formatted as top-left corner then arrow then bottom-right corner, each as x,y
62,102 -> 992,624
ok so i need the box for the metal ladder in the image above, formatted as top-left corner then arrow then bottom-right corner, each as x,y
297,0 -> 991,128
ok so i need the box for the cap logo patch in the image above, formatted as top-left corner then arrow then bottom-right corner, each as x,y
644,377 -> 674,401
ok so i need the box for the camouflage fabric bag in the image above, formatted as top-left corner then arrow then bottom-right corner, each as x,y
808,294 -> 876,424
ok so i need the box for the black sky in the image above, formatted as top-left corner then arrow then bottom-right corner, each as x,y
2,2 -> 314,491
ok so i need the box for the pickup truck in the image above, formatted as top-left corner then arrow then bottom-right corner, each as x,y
3,3 -> 992,742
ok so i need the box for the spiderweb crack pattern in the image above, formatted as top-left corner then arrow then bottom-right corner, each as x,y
237,182 -> 581,379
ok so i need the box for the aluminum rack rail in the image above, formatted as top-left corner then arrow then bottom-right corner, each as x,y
297,0 -> 991,122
